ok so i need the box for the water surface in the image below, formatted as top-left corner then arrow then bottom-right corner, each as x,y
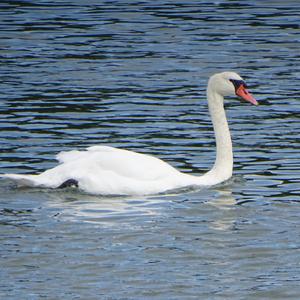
1,1 -> 300,299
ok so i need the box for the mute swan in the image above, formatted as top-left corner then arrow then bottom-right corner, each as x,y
1,72 -> 257,195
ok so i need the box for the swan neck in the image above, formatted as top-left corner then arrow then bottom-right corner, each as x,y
204,87 -> 233,182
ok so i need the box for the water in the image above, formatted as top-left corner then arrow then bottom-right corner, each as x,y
1,0 -> 300,299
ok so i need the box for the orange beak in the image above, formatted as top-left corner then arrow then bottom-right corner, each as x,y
236,84 -> 258,105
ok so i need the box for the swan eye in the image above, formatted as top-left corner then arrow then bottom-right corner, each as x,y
229,79 -> 247,91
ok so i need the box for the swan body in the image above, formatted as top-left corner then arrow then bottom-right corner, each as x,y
1,72 -> 257,195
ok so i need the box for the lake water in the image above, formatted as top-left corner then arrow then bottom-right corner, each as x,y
1,0 -> 300,299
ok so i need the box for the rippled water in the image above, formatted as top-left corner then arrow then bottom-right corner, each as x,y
1,1 -> 300,299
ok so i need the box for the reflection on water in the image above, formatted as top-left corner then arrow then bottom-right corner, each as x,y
1,0 -> 300,299
46,191 -> 164,226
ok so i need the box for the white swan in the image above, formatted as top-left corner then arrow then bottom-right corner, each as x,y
1,72 -> 257,195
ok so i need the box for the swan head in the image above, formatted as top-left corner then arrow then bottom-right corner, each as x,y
208,71 -> 258,105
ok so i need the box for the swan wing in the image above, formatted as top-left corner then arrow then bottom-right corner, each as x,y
55,146 -> 116,164
62,145 -> 181,181
1,146 -> 188,195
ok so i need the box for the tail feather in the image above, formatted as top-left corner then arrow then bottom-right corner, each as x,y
0,174 -> 39,187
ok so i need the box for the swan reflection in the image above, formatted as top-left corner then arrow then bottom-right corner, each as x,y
46,190 -> 164,226
208,188 -> 238,231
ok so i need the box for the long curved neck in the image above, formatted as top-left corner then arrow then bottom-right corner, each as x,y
195,87 -> 233,185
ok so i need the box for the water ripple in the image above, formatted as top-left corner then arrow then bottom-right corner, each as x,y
1,1 -> 300,299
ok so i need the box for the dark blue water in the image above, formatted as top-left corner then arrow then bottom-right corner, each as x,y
1,1 -> 300,299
